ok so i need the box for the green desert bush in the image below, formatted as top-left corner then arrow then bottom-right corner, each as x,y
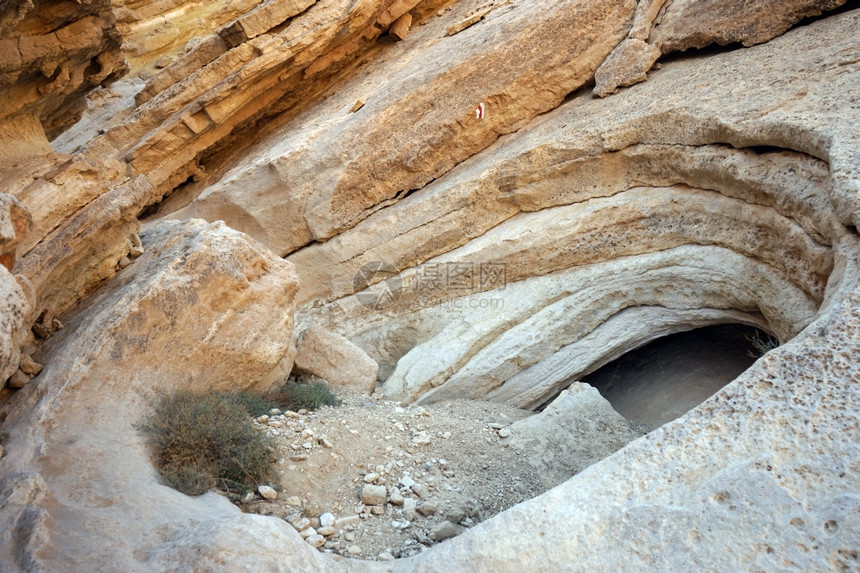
142,390 -> 276,496
270,379 -> 341,411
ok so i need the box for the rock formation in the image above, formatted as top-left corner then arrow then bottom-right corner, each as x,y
508,383 -> 643,489
0,0 -> 857,570
294,325 -> 380,393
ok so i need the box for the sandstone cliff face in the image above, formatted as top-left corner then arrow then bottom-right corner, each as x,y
0,0 -> 858,571
0,0 -> 126,152
291,8 -> 856,409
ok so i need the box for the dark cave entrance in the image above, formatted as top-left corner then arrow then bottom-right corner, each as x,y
581,324 -> 775,430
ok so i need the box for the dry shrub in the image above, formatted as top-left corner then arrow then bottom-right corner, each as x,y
142,390 -> 276,496
269,379 -> 341,411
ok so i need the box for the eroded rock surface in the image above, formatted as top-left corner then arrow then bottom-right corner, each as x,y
175,0 -> 636,253
0,219 -> 304,570
0,0 -> 126,150
296,10 -> 858,409
294,325 -> 379,394
594,0 -> 849,96
508,383 -> 642,489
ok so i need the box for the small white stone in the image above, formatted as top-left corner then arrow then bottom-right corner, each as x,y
347,545 -> 362,555
258,485 -> 277,500
306,534 -> 326,548
288,515 -> 311,531
497,428 -> 511,438
389,490 -> 404,506
360,484 -> 387,506
300,526 -> 317,539
363,472 -> 380,483
378,551 -> 395,561
319,512 -> 335,528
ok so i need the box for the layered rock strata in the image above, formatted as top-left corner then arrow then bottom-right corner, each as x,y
292,10 -> 858,409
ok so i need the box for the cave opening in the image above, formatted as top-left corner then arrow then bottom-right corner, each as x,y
580,324 -> 775,430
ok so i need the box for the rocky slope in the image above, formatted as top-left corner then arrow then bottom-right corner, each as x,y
0,0 -> 858,571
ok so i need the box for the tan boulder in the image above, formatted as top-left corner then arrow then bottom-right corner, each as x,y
593,38 -> 661,97
0,219 -> 309,570
508,383 -> 642,489
294,325 -> 379,394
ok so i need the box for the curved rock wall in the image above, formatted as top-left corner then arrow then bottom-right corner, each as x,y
289,9 -> 857,408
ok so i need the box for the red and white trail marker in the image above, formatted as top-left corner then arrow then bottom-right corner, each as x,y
475,102 -> 485,119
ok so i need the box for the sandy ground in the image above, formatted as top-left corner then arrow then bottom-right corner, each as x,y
242,389 -> 547,560
237,324 -> 764,560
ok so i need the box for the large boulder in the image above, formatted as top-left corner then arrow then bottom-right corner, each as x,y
294,325 -> 379,394
0,219 -> 312,571
508,383 -> 642,489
